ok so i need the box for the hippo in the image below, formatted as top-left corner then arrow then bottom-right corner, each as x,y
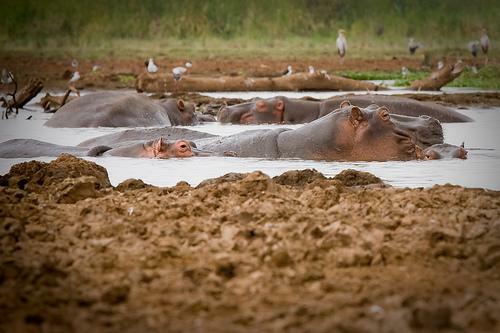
217,94 -> 472,124
218,97 -> 321,124
318,95 -> 472,123
0,138 -> 200,159
77,127 -> 216,148
197,103 -> 444,161
88,138 -> 197,158
422,143 -> 468,160
44,91 -> 206,128
0,103 -> 446,161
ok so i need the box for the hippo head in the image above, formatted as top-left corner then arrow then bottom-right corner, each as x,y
160,99 -> 197,125
423,143 -> 468,160
342,102 -> 421,161
244,97 -> 285,124
149,138 -> 195,158
175,99 -> 197,125
284,101 -> 422,161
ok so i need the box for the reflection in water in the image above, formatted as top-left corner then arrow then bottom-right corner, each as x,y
0,93 -> 499,190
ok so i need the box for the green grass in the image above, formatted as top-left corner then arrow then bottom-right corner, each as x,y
447,66 -> 500,89
1,0 -> 499,50
393,71 -> 429,86
336,71 -> 399,81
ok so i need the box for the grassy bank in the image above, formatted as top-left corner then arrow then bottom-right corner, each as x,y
1,0 -> 498,50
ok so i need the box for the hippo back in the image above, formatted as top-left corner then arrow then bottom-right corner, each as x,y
319,95 -> 472,123
45,92 -> 172,128
196,129 -> 289,158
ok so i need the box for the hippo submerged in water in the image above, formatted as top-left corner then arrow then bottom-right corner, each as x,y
422,143 -> 468,160
0,138 -> 204,159
1,101 -> 454,162
44,91 -> 214,128
218,94 -> 472,124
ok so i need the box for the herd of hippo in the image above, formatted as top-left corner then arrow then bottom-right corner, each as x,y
0,91 -> 471,161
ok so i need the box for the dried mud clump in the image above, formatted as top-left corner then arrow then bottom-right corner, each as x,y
1,154 -> 111,192
114,178 -> 153,192
273,168 -> 327,187
333,168 -> 383,186
1,158 -> 500,332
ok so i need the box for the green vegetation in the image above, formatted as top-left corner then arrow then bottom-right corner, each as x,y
447,66 -> 500,89
393,71 -> 429,86
336,71 -> 398,81
1,0 -> 498,51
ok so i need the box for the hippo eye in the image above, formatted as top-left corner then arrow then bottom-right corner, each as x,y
180,144 -> 187,149
380,110 -> 390,121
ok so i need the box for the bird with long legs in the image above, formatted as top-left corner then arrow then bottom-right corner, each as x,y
480,28 -> 490,66
336,29 -> 347,65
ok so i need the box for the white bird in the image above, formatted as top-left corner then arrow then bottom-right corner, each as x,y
437,60 -> 444,70
147,58 -> 158,73
468,41 -> 480,58
185,61 -> 193,68
401,67 -> 410,78
71,59 -> 79,68
320,69 -> 331,80
308,66 -> 315,74
1,68 -> 13,84
480,29 -> 490,65
172,66 -> 188,81
69,71 -> 80,83
92,64 -> 101,72
68,71 -> 81,97
282,65 -> 293,76
408,38 -> 421,55
336,29 -> 347,60
480,29 -> 489,55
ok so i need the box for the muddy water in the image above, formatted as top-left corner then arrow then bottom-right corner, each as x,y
1,90 -> 499,189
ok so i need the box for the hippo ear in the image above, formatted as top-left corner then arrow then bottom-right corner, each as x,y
276,99 -> 285,111
349,106 -> 364,127
339,100 -> 351,108
460,141 -> 465,148
177,99 -> 185,111
152,137 -> 165,157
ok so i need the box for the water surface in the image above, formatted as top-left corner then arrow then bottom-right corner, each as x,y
1,90 -> 499,189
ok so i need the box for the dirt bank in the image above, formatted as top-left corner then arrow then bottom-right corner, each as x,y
1,155 -> 499,332
0,54 -> 429,91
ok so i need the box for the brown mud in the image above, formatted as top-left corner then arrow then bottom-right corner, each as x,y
1,55 -> 425,91
1,155 -> 500,332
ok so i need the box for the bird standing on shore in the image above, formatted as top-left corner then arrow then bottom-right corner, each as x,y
1,68 -> 13,84
468,41 -> 480,58
282,65 -> 293,76
68,71 -> 81,96
480,29 -> 490,65
147,58 -> 158,73
401,67 -> 410,78
172,62 -> 192,91
437,60 -> 444,70
308,66 -> 315,74
336,29 -> 347,63
408,38 -> 421,55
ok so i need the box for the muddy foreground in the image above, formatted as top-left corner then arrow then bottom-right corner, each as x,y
1,154 -> 499,332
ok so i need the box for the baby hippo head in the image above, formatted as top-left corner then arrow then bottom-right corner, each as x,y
150,138 -> 195,158
423,143 -> 468,160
